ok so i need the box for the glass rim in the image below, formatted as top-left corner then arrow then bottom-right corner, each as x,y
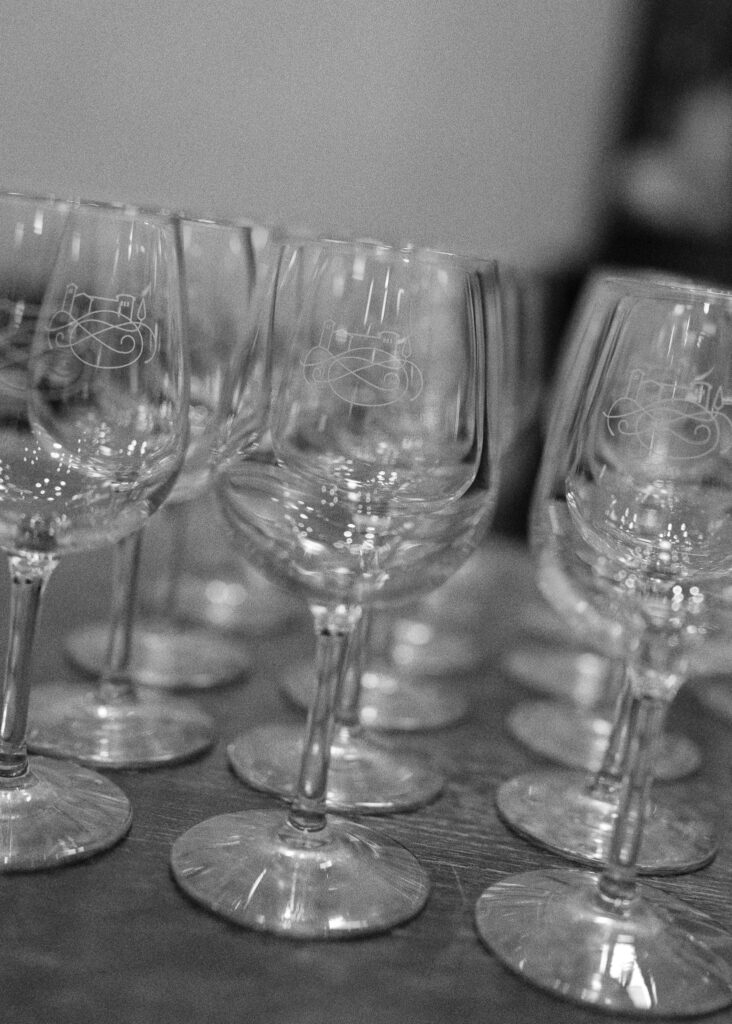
269,230 -> 502,271
585,266 -> 732,304
0,187 -> 75,209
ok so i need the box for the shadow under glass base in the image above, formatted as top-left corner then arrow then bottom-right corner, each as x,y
0,756 -> 132,870
507,699 -> 701,781
227,722 -> 444,814
475,868 -> 732,1016
28,683 -> 215,769
280,662 -> 469,732
65,621 -> 252,691
171,808 -> 430,938
496,770 -> 717,875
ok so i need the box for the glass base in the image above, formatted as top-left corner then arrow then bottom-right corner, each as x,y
28,683 -> 215,769
507,699 -> 701,781
475,868 -> 732,1016
171,808 -> 430,938
496,770 -> 717,875
503,647 -> 611,702
145,571 -> 303,635
227,722 -> 444,814
280,662 -> 469,732
387,617 -> 486,677
65,621 -> 252,691
0,756 -> 131,870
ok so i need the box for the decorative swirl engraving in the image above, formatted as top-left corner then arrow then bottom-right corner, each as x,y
605,368 -> 732,461
47,283 -> 159,368
302,320 -> 423,406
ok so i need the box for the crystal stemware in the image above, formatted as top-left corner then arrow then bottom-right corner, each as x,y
63,214 -> 266,692
278,259 -> 544,731
0,191 -> 186,867
504,269 -> 701,775
496,271 -> 714,875
26,200 -> 214,768
476,275 -> 732,1015
171,236 -> 503,936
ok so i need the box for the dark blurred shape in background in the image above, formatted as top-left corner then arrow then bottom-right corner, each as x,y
599,0 -> 732,285
505,0 -> 732,539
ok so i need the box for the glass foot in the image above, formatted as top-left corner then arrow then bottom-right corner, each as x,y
475,868 -> 732,1016
280,662 -> 469,732
227,722 -> 444,813
145,572 -> 303,635
65,621 -> 252,690
387,617 -> 486,676
0,756 -> 131,870
507,699 -> 701,780
503,647 -> 611,702
28,683 -> 215,768
496,770 -> 717,875
171,808 -> 430,938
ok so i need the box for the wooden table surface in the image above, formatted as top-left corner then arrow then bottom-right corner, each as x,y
5,523 -> 732,1024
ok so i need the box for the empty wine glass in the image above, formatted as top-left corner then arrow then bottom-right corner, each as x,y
277,258 -> 538,733
26,200 -> 214,768
476,275 -> 732,1015
506,269 -> 702,781
170,236 -> 503,937
0,190 -> 186,868
496,271 -> 716,877
63,214 -> 266,691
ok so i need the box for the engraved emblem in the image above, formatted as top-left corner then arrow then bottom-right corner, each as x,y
605,368 -> 732,461
47,283 -> 159,368
302,320 -> 423,406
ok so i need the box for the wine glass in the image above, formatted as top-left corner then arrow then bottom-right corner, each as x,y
170,236 -> 503,936
277,258 -> 539,733
0,190 -> 186,868
227,247 -> 508,813
505,269 -> 702,782
63,214 -> 267,691
26,200 -> 214,768
476,275 -> 732,1015
496,272 -> 716,877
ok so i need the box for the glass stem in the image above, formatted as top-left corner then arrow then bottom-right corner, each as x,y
597,689 -> 668,907
333,603 -> 372,738
97,530 -> 143,706
1,554 -> 57,778
587,661 -> 633,799
157,501 -> 189,618
287,608 -> 355,833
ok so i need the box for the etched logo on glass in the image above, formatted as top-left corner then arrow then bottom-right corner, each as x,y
47,283 -> 159,368
605,368 -> 732,461
303,320 -> 423,406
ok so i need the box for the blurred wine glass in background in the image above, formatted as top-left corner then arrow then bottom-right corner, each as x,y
27,200 -> 214,769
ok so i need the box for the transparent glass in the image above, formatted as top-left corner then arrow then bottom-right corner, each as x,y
506,269 -> 700,776
25,200 -> 214,769
171,237 -> 503,937
0,192 -> 186,867
279,260 -> 544,732
497,271 -> 712,874
476,275 -> 732,1015
63,215 -> 266,694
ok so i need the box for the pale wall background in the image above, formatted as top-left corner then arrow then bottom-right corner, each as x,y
0,0 -> 636,268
